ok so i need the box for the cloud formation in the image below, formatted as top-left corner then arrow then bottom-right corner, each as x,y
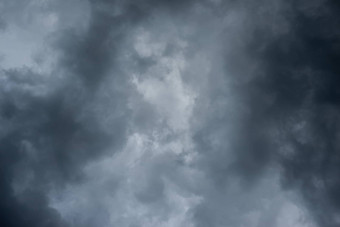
0,0 -> 339,227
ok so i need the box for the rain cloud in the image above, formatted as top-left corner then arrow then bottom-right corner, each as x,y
0,0 -> 339,227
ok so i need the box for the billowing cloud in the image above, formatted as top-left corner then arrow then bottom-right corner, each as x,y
0,0 -> 339,227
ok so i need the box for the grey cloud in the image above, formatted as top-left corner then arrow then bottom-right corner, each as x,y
1,0 -> 339,227
0,0 -> 199,225
190,0 -> 340,226
250,1 -> 340,226
0,1 -> 133,226
217,0 -> 340,226
0,17 -> 6,31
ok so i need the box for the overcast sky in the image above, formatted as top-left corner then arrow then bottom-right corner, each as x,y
1,0 -> 340,226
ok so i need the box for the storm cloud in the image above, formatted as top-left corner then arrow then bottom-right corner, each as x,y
0,0 -> 339,226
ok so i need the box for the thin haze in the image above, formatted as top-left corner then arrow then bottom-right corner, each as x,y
0,0 -> 340,226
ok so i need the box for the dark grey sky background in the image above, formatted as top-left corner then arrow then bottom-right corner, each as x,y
0,0 -> 340,226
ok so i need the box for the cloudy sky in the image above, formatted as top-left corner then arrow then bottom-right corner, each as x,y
1,0 -> 340,226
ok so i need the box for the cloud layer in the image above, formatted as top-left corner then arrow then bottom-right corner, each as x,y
0,0 -> 339,226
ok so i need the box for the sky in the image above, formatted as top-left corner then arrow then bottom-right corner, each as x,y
0,0 -> 340,226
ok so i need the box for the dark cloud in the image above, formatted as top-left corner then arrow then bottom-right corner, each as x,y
1,0 -> 340,226
0,66 -> 127,226
0,0 -> 199,225
0,17 -> 6,31
270,2 -> 340,225
0,0 -> 132,226
189,0 -> 340,226
218,0 -> 340,226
